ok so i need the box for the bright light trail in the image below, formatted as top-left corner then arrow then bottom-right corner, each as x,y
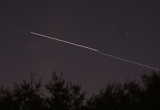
30,32 -> 98,52
30,31 -> 159,71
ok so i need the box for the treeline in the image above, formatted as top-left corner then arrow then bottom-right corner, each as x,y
0,71 -> 160,110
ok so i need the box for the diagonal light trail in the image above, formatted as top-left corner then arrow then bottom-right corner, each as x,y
30,31 -> 159,71
98,51 -> 159,71
30,32 -> 98,52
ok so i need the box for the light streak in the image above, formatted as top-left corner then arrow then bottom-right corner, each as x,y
30,31 -> 159,71
30,32 -> 98,52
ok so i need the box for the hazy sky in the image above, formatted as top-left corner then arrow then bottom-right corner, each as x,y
0,0 -> 160,97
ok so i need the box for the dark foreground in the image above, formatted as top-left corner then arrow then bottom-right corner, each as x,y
0,71 -> 160,110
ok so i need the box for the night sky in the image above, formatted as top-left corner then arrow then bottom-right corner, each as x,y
0,0 -> 160,97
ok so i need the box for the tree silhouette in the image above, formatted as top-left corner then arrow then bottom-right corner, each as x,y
0,73 -> 47,110
0,86 -> 14,110
45,72 -> 86,110
0,71 -> 160,110
85,77 -> 145,110
140,72 -> 160,110
70,83 -> 86,110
